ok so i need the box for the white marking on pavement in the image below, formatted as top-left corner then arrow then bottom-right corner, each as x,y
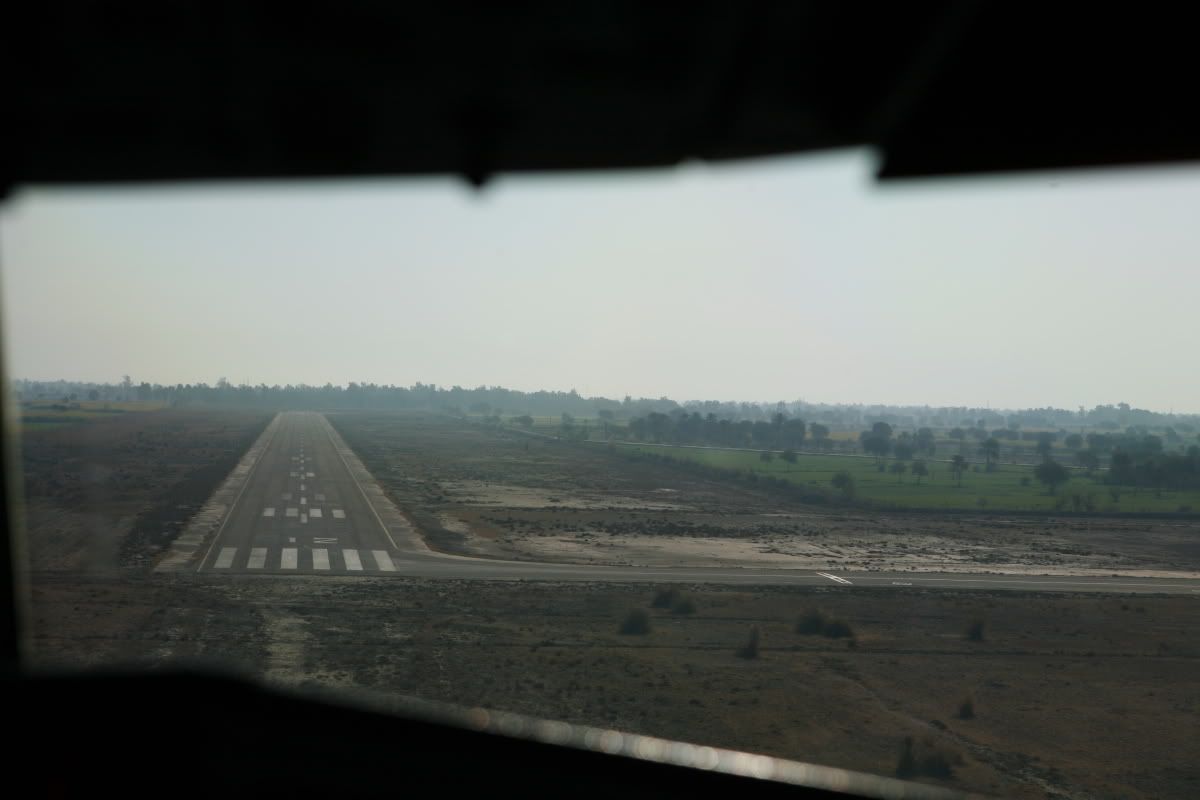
288,537 -> 296,543
300,497 -> 307,505
314,537 -> 337,544
309,508 -> 322,518
332,509 -> 345,519
262,507 -> 275,517
286,508 -> 299,518
372,550 -> 396,572
248,548 -> 267,569
281,548 -> 298,569
281,492 -> 292,500
300,483 -> 306,491
816,572 -> 853,585
306,472 -> 315,478
214,547 -> 237,569
343,549 -> 363,571
313,549 -> 330,570
300,513 -> 308,524
289,471 -> 298,477
314,493 -> 326,501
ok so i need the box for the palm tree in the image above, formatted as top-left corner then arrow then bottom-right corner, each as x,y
950,455 -> 967,488
979,437 -> 1000,471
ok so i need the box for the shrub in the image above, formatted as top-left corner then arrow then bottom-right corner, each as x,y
823,620 -> 855,639
619,609 -> 651,635
966,620 -> 985,642
957,697 -> 975,719
796,609 -> 827,635
737,626 -> 760,659
672,597 -> 697,615
796,610 -> 854,639
651,588 -> 680,609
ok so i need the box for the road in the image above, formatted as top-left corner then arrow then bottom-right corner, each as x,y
197,412 -> 1200,595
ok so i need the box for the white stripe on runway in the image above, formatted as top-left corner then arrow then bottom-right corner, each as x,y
816,571 -> 853,585
372,550 -> 396,572
248,548 -> 267,569
281,548 -> 298,569
315,493 -> 326,501
343,549 -> 363,571
286,507 -> 298,518
307,472 -> 315,478
214,547 -> 237,569
332,509 -> 345,519
262,507 -> 275,518
300,513 -> 308,524
300,483 -> 306,491
309,508 -> 322,519
300,497 -> 307,505
312,548 -> 330,570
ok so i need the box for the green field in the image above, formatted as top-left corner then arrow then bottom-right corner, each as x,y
18,400 -> 167,430
620,444 -> 1200,514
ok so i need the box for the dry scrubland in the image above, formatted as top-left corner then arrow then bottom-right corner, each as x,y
18,410 -> 1200,798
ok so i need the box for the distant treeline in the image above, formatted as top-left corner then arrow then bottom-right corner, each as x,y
12,378 -> 1199,430
13,378 -> 678,418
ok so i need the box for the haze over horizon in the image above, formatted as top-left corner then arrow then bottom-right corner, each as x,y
4,151 -> 1199,414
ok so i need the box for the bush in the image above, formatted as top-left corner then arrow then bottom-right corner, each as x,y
619,609 -> 651,635
672,597 -> 697,615
896,737 -> 959,779
737,626 -> 760,659
651,588 -> 681,609
796,609 -> 827,635
796,609 -> 854,639
957,697 -> 975,719
966,620 -> 985,642
823,620 -> 855,639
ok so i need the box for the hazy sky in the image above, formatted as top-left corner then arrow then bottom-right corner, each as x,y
3,151 -> 1198,412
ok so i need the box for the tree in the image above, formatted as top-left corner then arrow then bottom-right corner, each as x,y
1075,449 -> 1099,474
781,449 -> 798,464
916,427 -> 936,456
979,438 -> 1000,470
949,427 -> 967,455
1034,459 -> 1070,495
911,460 -> 929,484
1064,433 -> 1083,449
831,471 -> 856,500
1035,432 -> 1055,462
950,455 -> 967,488
889,461 -> 908,483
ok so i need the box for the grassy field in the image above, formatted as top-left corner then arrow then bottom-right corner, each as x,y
18,400 -> 168,430
620,444 -> 1200,514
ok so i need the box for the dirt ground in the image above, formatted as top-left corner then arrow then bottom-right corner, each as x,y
26,574 -> 1200,799
331,413 -> 1200,578
18,409 -> 271,571
18,410 -> 1200,798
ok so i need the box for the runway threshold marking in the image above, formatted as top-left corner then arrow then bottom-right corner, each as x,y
214,547 -> 237,569
262,507 -> 275,517
313,549 -> 330,570
343,550 -> 364,571
373,550 -> 396,572
817,572 -> 853,585
281,548 -> 298,569
248,548 -> 267,569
